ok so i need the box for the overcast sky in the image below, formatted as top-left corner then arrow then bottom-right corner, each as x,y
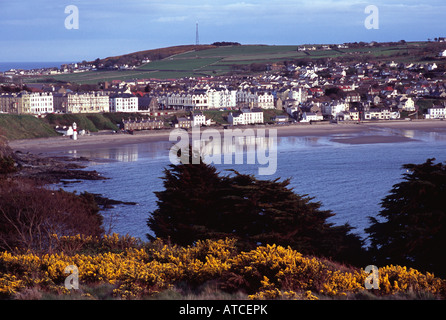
1,0 -> 445,62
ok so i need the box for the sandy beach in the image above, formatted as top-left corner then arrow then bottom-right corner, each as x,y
8,120 -> 446,154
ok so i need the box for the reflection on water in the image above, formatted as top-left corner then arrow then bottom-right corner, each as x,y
196,134 -> 276,157
60,125 -> 446,240
373,126 -> 446,142
68,141 -> 174,163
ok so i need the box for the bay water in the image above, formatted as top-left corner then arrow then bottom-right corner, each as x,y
57,126 -> 446,243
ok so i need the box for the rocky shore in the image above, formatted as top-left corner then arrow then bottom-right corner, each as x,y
11,151 -> 106,184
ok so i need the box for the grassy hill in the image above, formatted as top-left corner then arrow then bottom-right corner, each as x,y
27,41 -> 446,84
96,44 -> 217,68
0,114 -> 60,140
0,113 -> 150,141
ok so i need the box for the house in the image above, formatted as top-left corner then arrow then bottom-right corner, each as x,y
398,97 -> 416,112
121,118 -> 164,131
286,105 -> 300,119
236,90 -> 274,109
257,91 -> 275,109
228,108 -> 264,125
301,112 -> 323,123
321,101 -> 348,119
272,115 -> 289,123
1,91 -> 54,114
348,110 -> 360,121
176,117 -> 192,129
336,111 -> 352,121
207,88 -> 237,109
288,87 -> 308,103
345,92 -> 361,103
364,108 -> 391,120
425,106 -> 445,119
109,93 -> 138,112
138,95 -> 159,111
192,111 -> 210,127
53,91 -> 109,113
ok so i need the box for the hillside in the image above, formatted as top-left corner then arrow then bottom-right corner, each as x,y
0,114 -> 60,140
1,235 -> 445,300
0,113 -> 151,141
30,41 -> 446,84
95,44 -> 217,68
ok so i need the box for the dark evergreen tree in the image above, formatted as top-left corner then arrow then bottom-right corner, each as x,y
366,158 -> 446,276
147,156 -> 365,265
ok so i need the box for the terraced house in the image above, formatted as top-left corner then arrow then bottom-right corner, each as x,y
228,107 -> 264,125
159,90 -> 208,110
109,93 -> 138,112
236,89 -> 275,109
53,91 -> 109,113
0,91 -> 53,114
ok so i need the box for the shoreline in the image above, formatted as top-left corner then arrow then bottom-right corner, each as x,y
8,120 -> 446,154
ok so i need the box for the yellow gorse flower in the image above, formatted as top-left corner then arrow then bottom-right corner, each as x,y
0,235 -> 445,299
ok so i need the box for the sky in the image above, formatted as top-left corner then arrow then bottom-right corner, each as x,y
0,0 -> 445,62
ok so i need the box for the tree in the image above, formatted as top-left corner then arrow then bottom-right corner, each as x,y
147,157 -> 365,265
366,158 -> 446,276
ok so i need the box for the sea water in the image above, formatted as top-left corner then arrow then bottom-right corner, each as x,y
58,126 -> 446,242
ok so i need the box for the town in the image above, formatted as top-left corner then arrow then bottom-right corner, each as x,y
1,43 -> 446,132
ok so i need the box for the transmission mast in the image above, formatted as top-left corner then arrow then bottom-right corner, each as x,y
196,22 -> 199,46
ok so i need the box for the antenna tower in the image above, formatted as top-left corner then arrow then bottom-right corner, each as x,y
196,22 -> 199,46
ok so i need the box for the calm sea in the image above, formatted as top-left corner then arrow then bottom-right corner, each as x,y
57,126 -> 446,242
0,62 -> 72,72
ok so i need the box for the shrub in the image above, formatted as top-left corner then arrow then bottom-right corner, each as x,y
1,236 -> 444,300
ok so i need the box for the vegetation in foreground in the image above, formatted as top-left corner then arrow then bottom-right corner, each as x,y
1,137 -> 446,300
1,235 -> 445,300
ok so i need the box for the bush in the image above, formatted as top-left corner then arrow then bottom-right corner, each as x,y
0,179 -> 104,252
1,236 -> 445,300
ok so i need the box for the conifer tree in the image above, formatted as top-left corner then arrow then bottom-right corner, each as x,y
148,155 -> 365,264
366,158 -> 446,276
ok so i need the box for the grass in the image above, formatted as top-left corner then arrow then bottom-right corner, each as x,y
139,57 -> 223,71
45,113 -> 121,132
0,113 -> 153,141
25,42 -> 446,84
0,114 -> 60,140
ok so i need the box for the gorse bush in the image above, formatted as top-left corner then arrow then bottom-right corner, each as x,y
0,235 -> 444,300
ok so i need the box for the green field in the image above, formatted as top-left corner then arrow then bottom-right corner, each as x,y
26,42 -> 445,84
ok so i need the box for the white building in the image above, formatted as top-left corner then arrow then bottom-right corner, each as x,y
364,108 -> 391,120
29,92 -> 53,114
286,106 -> 300,118
192,111 -> 209,127
425,106 -> 445,119
288,87 -> 308,104
160,90 -> 209,110
236,90 -> 275,109
399,97 -> 416,112
207,88 -> 237,109
54,91 -> 109,113
109,93 -> 138,112
321,101 -> 348,118
301,112 -> 323,122
228,108 -> 264,125
257,92 -> 275,109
